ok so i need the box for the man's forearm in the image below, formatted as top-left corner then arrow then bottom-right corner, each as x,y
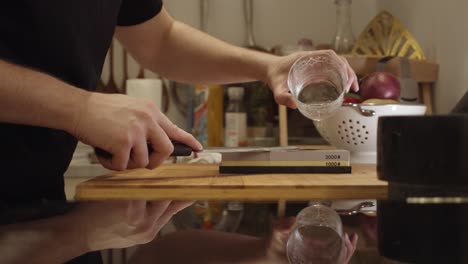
116,8 -> 279,86
0,59 -> 88,131
150,21 -> 278,85
0,214 -> 88,264
129,229 -> 272,264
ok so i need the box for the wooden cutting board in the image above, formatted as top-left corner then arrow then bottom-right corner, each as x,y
75,164 -> 387,201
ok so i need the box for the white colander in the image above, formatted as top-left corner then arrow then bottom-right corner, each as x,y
313,103 -> 427,163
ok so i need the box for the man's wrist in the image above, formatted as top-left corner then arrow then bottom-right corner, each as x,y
60,87 -> 91,136
242,49 -> 279,84
51,213 -> 90,260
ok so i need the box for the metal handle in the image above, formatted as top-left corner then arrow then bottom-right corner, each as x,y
243,0 -> 256,46
336,201 -> 376,216
342,102 -> 376,117
200,0 -> 209,32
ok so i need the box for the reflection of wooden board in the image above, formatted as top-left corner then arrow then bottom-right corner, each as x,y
75,164 -> 387,201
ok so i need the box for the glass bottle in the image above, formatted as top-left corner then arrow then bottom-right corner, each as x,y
224,87 -> 248,147
332,0 -> 355,54
193,84 -> 224,147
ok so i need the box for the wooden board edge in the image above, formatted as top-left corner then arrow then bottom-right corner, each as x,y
75,186 -> 388,201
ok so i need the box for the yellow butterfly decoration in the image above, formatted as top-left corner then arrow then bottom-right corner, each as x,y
351,10 -> 425,59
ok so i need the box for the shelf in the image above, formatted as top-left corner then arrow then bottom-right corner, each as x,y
344,55 -> 439,82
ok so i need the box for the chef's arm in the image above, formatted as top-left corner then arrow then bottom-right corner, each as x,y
0,215 -> 87,264
0,59 -> 87,132
129,229 -> 276,264
115,7 -> 279,86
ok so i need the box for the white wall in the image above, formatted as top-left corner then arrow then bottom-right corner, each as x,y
164,0 -> 376,48
377,0 -> 468,113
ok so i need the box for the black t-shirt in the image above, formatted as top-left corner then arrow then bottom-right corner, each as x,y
0,1 -> 162,263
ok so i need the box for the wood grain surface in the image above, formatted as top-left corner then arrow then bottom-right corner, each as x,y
75,164 -> 387,201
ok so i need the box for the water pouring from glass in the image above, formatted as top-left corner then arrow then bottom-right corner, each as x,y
288,51 -> 357,120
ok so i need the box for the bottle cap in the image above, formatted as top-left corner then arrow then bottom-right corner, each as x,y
227,86 -> 244,100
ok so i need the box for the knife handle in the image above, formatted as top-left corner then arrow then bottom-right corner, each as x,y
172,141 -> 195,156
94,141 -> 193,160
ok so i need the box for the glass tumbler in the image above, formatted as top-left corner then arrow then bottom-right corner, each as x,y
286,204 -> 347,264
287,52 -> 348,120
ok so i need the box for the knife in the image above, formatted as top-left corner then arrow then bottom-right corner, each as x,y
95,141 -> 300,160
94,141 -> 194,160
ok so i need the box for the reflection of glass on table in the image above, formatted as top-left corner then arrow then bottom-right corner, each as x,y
287,204 -> 346,264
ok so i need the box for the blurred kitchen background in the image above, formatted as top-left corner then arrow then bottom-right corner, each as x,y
104,0 -> 467,126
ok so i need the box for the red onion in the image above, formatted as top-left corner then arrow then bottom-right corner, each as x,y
360,72 -> 401,101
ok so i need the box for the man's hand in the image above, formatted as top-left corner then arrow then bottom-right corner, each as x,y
72,92 -> 202,171
266,50 -> 359,109
69,200 -> 194,251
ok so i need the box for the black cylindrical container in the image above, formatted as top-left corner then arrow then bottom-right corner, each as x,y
377,114 -> 468,263
378,201 -> 468,264
377,115 -> 468,187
